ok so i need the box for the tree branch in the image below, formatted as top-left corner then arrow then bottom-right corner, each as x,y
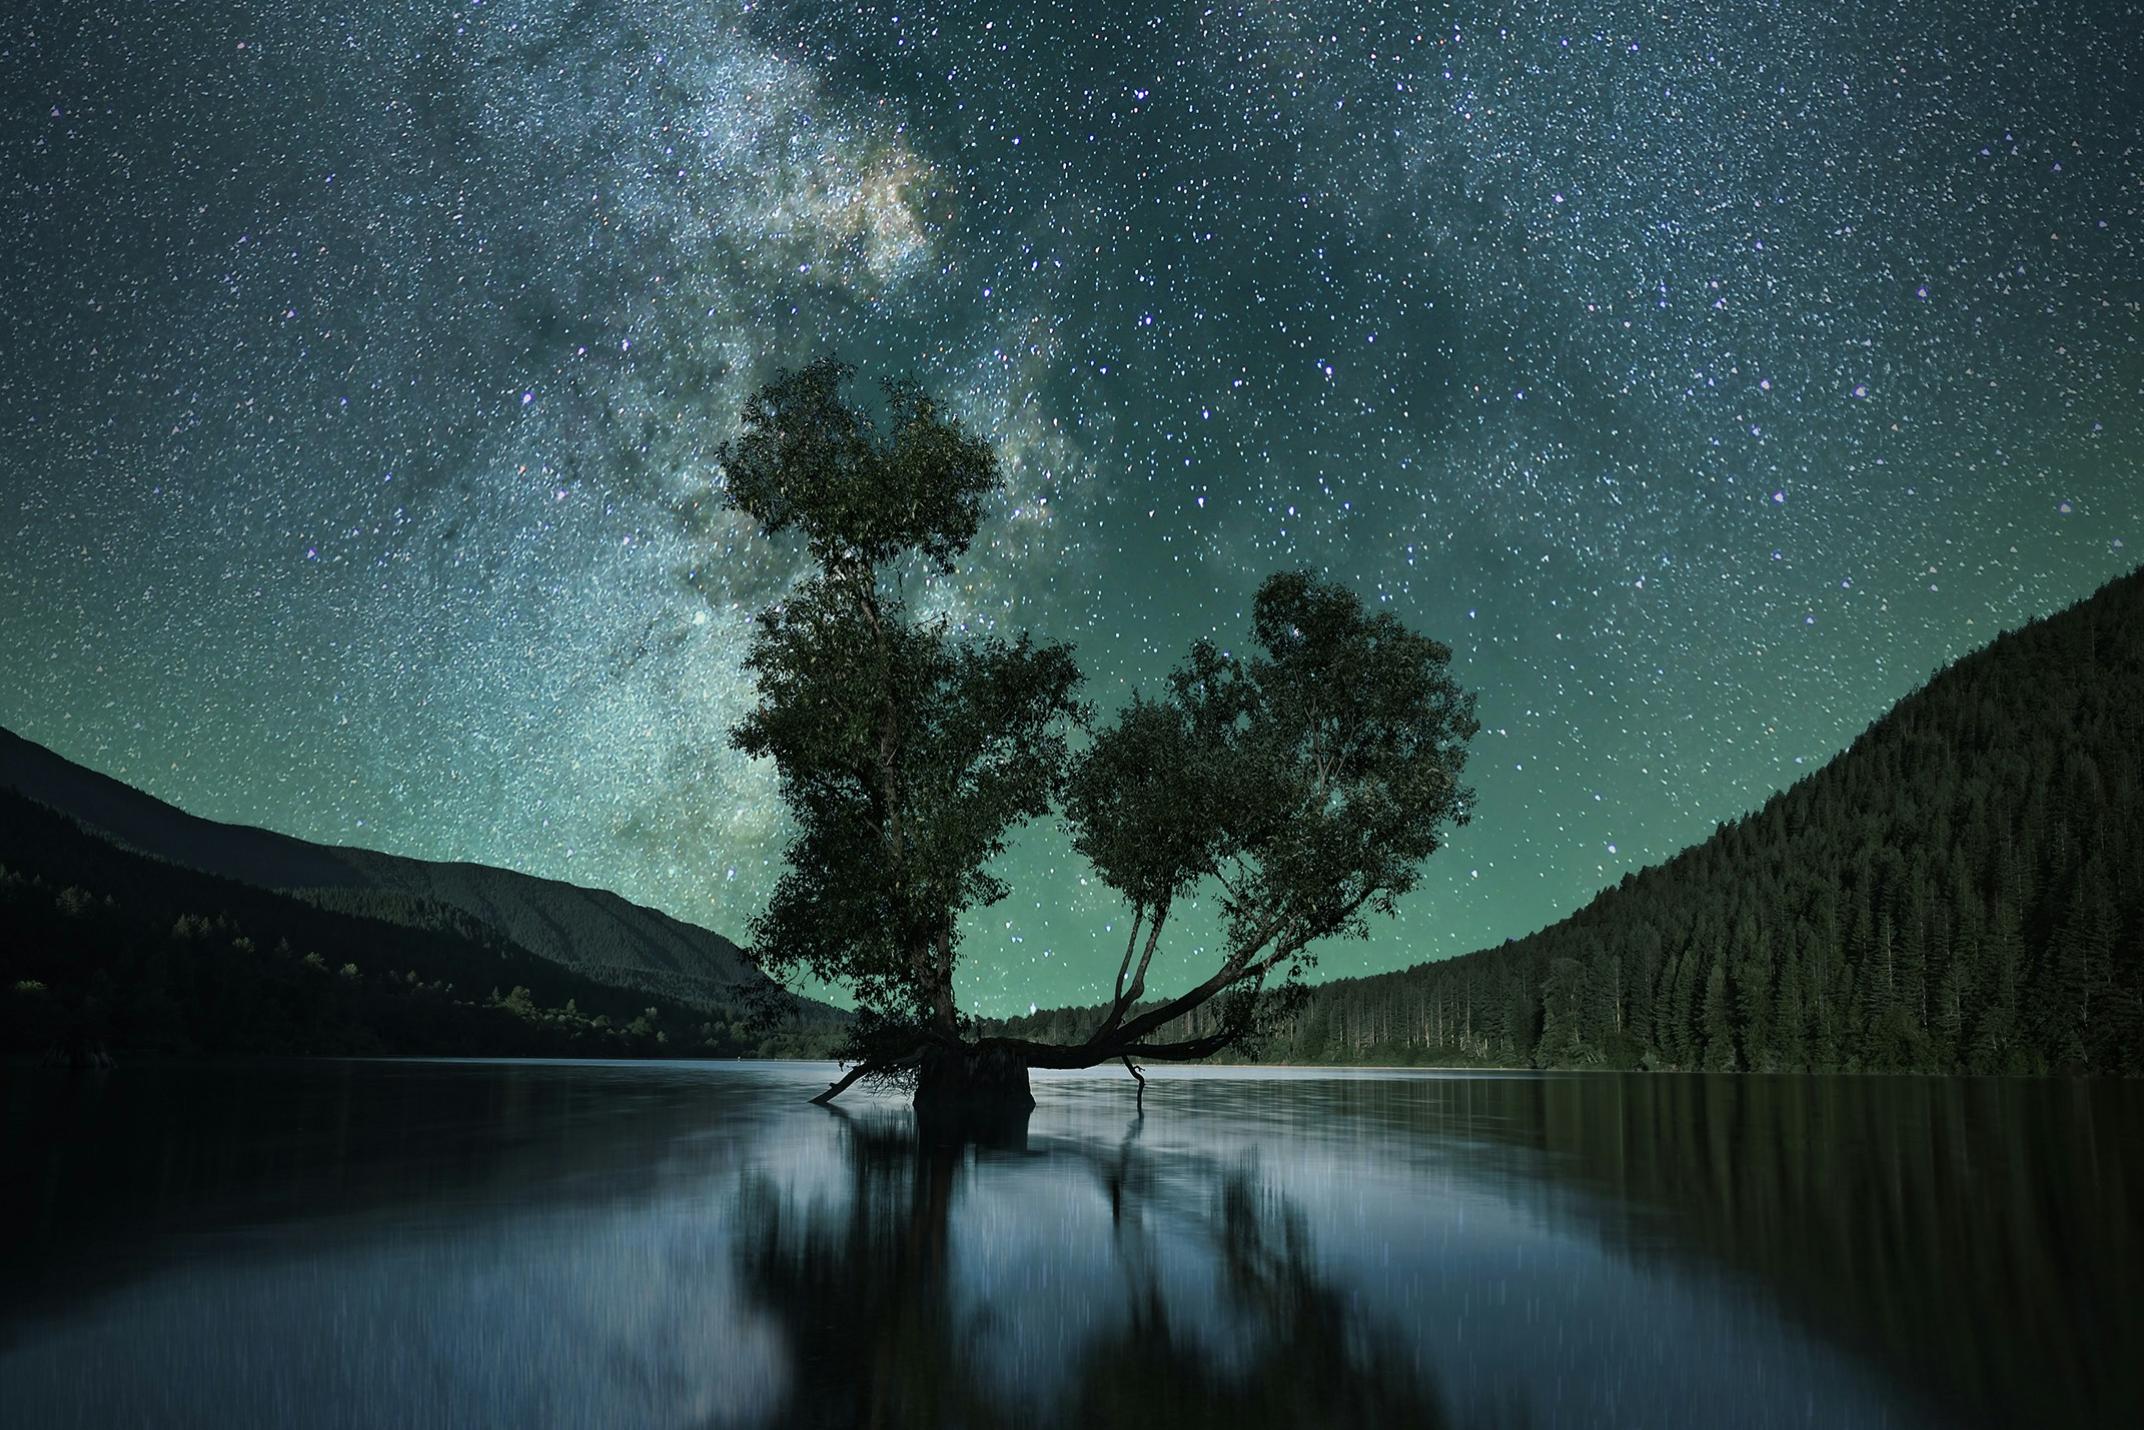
1083,906 -> 1290,1052
1125,904 -> 1167,1006
931,924 -> 957,1030
810,1060 -> 879,1105
1109,904 -> 1146,1011
1098,897 -> 1171,1037
1119,1030 -> 1242,1061
979,1025 -> 1246,1068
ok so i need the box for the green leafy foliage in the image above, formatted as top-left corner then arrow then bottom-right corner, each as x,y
723,362 -> 1477,1081
1059,569 -> 1477,1036
723,360 -> 1084,1047
720,355 -> 997,575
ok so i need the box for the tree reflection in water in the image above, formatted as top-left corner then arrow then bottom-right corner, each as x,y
734,1107 -> 1465,1430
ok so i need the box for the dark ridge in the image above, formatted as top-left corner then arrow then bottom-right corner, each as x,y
0,725 -> 760,1008
0,786 -> 816,1061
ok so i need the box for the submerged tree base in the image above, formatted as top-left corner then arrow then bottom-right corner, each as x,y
912,1044 -> 1034,1115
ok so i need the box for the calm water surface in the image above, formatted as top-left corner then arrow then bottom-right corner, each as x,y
2,1061 -> 2136,1428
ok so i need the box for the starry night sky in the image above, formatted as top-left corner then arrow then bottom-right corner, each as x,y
3,1 -> 2139,1014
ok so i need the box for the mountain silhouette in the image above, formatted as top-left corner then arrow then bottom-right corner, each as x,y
0,726 -> 759,1011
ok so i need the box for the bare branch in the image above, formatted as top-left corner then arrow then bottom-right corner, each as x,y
1087,906 -> 1289,1052
1121,897 -> 1169,1004
1120,1030 -> 1241,1061
810,1060 -> 878,1105
1109,903 -> 1146,1009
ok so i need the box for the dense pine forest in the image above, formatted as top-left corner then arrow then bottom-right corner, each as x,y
1000,568 -> 2144,1075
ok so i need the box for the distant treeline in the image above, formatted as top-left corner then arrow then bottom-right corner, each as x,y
997,568 -> 2144,1075
291,884 -> 770,1015
0,791 -> 835,1063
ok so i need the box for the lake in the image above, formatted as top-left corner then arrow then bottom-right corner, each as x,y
2,1061 -> 2136,1428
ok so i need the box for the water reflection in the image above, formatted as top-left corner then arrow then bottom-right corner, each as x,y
1198,1070 -> 2139,1428
736,1106 -> 1450,1428
0,1061 -> 2134,1428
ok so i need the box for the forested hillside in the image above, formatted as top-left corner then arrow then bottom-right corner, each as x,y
0,788 -> 833,1064
1003,568 -> 2144,1075
0,726 -> 763,1010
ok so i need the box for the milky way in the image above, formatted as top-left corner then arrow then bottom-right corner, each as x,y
3,1 -> 2139,1013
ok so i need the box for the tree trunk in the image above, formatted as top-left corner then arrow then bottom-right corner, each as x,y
912,1043 -> 1034,1123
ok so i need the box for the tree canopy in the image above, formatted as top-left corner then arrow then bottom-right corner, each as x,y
720,358 -> 1476,1103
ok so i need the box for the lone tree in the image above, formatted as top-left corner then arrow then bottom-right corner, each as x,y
721,358 -> 1477,1112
